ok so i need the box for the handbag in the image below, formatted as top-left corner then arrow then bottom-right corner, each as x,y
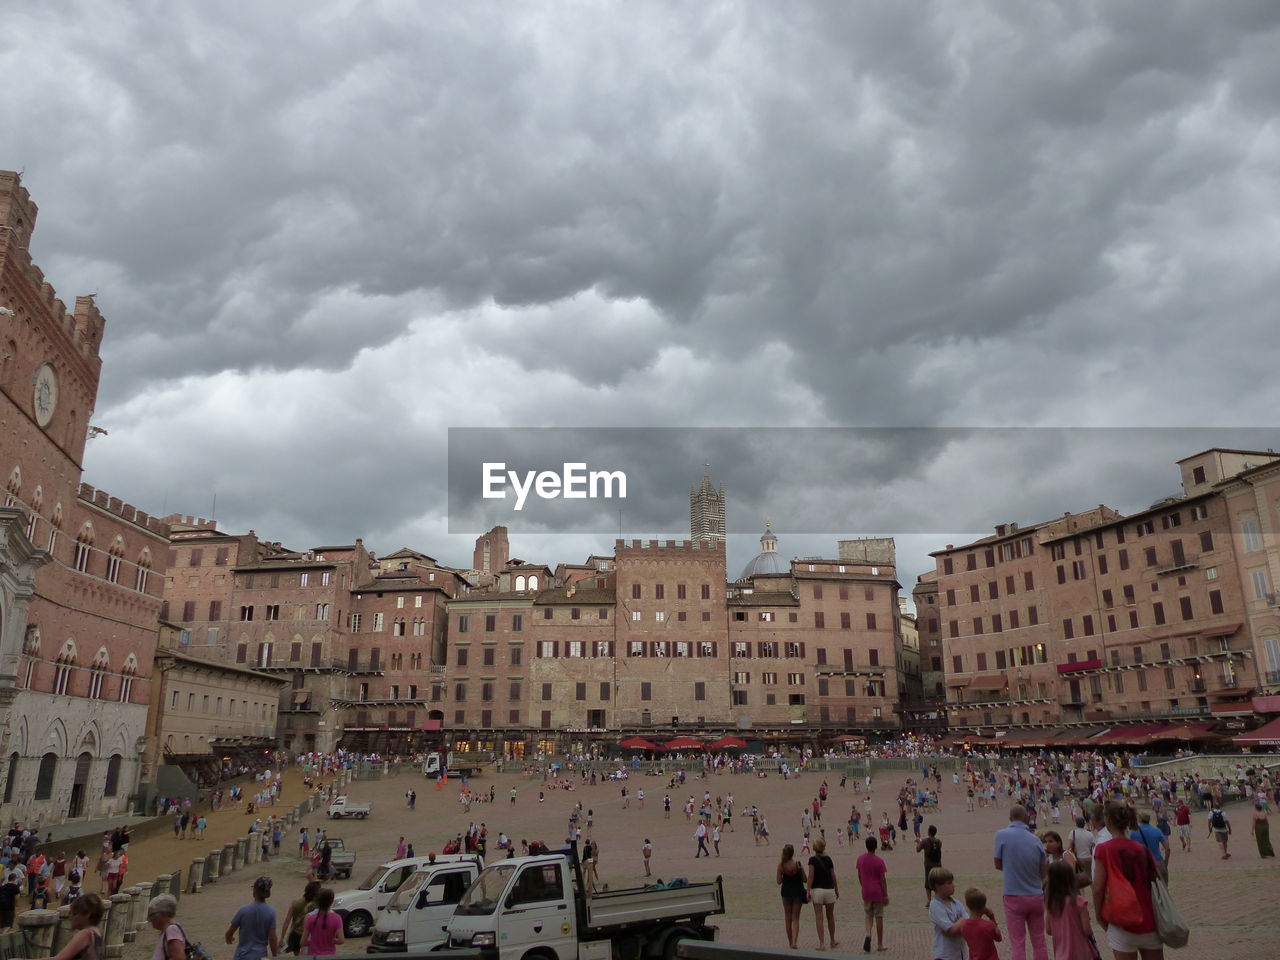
1099,850 -> 1143,929
1150,875 -> 1190,948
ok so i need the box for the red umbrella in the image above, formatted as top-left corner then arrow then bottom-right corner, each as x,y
620,736 -> 660,750
707,736 -> 748,750
665,736 -> 706,751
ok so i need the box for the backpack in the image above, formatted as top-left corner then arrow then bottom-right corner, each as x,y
175,924 -> 214,960
1210,810 -> 1226,831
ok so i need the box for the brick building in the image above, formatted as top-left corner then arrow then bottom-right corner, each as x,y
936,450 -> 1280,739
908,571 -> 948,734
440,526 -> 909,755
0,171 -> 170,824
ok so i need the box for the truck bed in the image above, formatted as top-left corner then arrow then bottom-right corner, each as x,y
584,879 -> 724,932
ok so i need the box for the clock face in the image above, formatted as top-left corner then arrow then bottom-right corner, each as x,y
33,363 -> 58,428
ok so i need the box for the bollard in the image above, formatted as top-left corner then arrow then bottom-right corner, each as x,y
134,881 -> 156,925
237,836 -> 250,866
188,859 -> 204,893
248,836 -> 261,864
168,872 -> 182,901
121,886 -> 141,942
105,894 -> 133,958
207,848 -> 222,883
18,908 -> 62,958
228,840 -> 241,874
51,904 -> 74,955
153,874 -> 174,908
222,843 -> 235,877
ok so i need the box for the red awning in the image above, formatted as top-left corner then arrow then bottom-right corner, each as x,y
970,675 -> 1008,690
1098,725 -> 1166,744
1252,695 -> 1280,714
947,677 -> 971,687
421,718 -> 442,731
1234,716 -> 1280,747
620,736 -> 659,750
708,736 -> 748,750
1057,659 -> 1103,675
1211,702 -> 1256,717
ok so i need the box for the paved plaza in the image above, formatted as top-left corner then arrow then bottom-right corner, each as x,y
112,763 -> 1277,960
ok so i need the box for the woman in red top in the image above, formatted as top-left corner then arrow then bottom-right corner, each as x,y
1092,802 -> 1163,960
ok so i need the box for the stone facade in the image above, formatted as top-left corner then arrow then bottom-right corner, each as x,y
0,172 -> 170,825
936,451 -> 1280,734
145,630 -> 288,786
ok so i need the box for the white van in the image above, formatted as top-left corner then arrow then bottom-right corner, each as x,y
332,854 -> 481,937
368,858 -> 485,952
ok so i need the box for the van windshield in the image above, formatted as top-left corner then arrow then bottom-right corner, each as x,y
357,865 -> 390,891
454,863 -> 516,915
386,870 -> 429,910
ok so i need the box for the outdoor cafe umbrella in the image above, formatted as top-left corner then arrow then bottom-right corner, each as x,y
707,735 -> 748,750
664,736 -> 706,751
620,736 -> 660,751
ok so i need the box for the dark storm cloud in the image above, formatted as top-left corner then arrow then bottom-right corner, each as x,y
4,1 -> 1280,571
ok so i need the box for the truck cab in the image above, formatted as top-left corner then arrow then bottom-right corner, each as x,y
333,854 -> 480,938
366,858 -> 484,952
442,844 -> 722,960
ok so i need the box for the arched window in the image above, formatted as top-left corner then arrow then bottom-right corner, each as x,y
48,503 -> 63,553
105,537 -> 125,584
515,575 -> 526,591
26,484 -> 42,541
88,648 -> 109,699
135,548 -> 152,593
2,753 -> 18,803
4,466 -> 20,507
53,640 -> 77,696
528,575 -> 539,591
34,753 -> 57,800
72,522 -> 94,574
119,654 -> 137,703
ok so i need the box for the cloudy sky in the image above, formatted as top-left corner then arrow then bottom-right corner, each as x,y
5,1 -> 1279,589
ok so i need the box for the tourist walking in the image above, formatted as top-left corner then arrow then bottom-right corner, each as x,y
48,893 -> 104,960
300,888 -> 344,956
225,877 -> 280,960
1207,804 -> 1232,859
642,839 -> 652,876
1251,797 -> 1274,858
1092,802 -> 1163,960
281,882 -> 320,955
1129,814 -> 1170,883
993,805 -> 1049,960
145,895 -> 187,960
855,836 -> 888,953
806,837 -> 838,950
916,825 -> 943,906
776,844 -> 808,951
694,821 -> 710,858
1042,862 -> 1093,960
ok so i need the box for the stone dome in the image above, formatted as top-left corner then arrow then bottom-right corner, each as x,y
740,523 -> 787,578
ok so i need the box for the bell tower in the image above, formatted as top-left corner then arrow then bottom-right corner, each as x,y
689,470 -> 725,546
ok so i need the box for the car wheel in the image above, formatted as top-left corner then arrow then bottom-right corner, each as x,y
344,910 -> 373,938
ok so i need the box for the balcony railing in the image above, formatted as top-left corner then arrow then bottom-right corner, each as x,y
1156,554 -> 1199,575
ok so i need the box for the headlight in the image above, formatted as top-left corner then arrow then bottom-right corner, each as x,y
385,931 -> 405,944
471,932 -> 496,947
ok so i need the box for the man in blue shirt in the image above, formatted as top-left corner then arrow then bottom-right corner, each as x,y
992,805 -> 1047,960
226,877 -> 279,960
1131,811 -> 1171,882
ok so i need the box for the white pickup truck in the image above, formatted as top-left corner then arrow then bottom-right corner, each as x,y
334,854 -> 482,938
328,795 -> 372,819
366,857 -> 486,952
438,843 -> 723,960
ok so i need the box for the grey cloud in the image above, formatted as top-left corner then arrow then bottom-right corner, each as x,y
8,1 -> 1280,568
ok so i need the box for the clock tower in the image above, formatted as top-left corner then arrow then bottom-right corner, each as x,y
0,171 -> 168,825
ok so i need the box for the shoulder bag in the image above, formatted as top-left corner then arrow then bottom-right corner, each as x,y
1150,874 -> 1189,948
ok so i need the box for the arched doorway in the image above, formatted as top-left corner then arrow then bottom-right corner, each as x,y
68,752 -> 92,817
